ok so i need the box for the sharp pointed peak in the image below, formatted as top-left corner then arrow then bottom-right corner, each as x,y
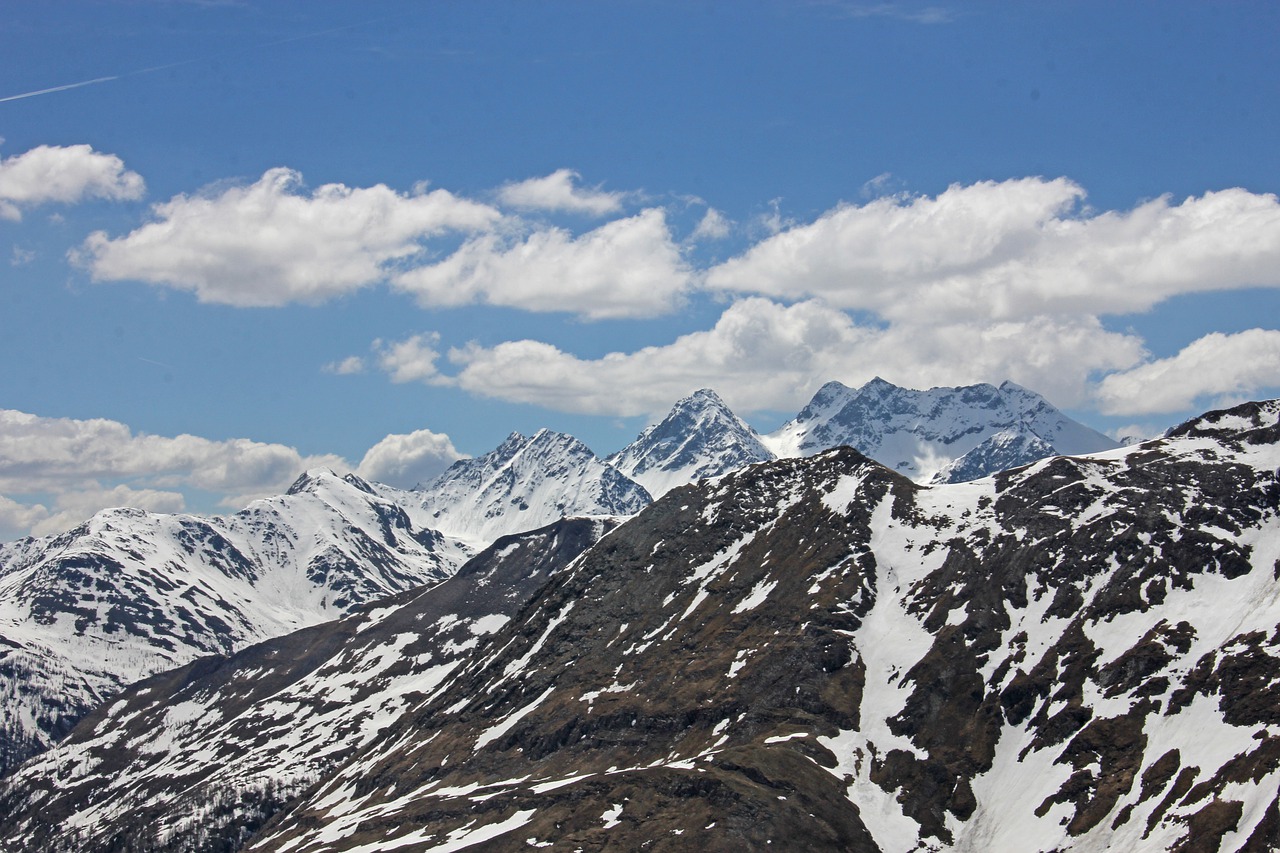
665,388 -> 736,415
286,468 -> 343,495
853,376 -> 907,396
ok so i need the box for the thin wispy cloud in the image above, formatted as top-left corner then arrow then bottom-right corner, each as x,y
813,2 -> 957,24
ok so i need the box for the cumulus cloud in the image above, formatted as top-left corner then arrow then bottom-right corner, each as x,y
375,334 -> 447,385
706,179 -> 1280,323
496,168 -> 627,216
690,207 -> 732,241
1094,329 -> 1280,415
393,208 -> 693,319
0,408 -> 349,537
76,167 -> 499,306
376,298 -> 1142,417
0,494 -> 52,542
0,143 -> 144,220
356,428 -> 466,489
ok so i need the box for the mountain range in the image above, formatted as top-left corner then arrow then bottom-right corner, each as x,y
0,396 -> 1276,851
0,469 -> 470,776
0,379 -> 1118,786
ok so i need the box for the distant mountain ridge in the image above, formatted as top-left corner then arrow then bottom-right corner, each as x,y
400,428 -> 652,545
763,377 -> 1119,481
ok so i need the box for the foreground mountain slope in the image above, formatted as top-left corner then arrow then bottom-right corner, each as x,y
607,388 -> 776,499
0,517 -> 614,851
0,469 -> 469,776
766,377 -> 1119,482
250,399 -> 1280,852
55,400 -> 1211,850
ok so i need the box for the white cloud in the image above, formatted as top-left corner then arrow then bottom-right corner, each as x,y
706,179 -> 1280,323
392,208 -> 693,319
0,408 -> 348,537
823,3 -> 957,24
860,172 -> 901,199
76,167 -> 500,306
375,334 -> 447,384
356,429 -> 466,489
1094,329 -> 1280,415
0,494 -> 51,542
690,207 -> 732,241
751,198 -> 794,238
323,356 -> 367,375
0,143 -> 144,220
496,169 -> 626,216
414,298 -> 1142,417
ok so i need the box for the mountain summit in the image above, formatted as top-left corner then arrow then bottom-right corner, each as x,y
765,377 -> 1119,481
607,388 -> 776,498
411,429 -> 652,545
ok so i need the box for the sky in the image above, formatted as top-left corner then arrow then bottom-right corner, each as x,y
2,0 -> 1279,540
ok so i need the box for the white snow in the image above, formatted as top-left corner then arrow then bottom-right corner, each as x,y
475,686 -> 557,750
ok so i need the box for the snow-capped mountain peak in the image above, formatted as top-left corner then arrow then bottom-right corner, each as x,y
764,377 -> 1118,481
607,388 -> 776,498
413,429 -> 651,545
0,470 -> 468,776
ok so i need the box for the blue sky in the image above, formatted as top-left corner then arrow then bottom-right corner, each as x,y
2,0 -> 1279,538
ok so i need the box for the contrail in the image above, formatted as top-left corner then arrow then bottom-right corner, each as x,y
0,16 -> 395,105
0,58 -> 199,105
0,75 -> 121,104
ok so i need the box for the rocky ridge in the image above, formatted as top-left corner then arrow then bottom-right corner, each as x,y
764,377 -> 1119,482
607,388 -> 776,499
402,429 -> 652,546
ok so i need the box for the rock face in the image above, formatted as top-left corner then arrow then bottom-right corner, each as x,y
409,429 -> 652,545
766,377 -> 1119,482
608,388 -> 776,498
0,469 -> 469,777
3,398 -> 1278,852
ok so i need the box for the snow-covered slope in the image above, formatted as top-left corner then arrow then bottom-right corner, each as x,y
932,426 -> 1058,484
408,429 -> 652,545
5,398 -> 1279,852
765,377 -> 1119,482
0,469 -> 468,776
607,388 -> 776,498
0,518 -> 612,849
